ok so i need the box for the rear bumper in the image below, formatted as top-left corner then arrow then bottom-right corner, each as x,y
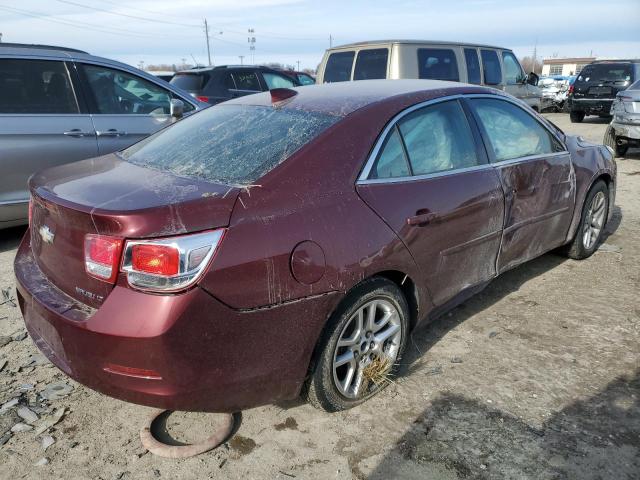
570,98 -> 614,114
15,231 -> 338,412
610,122 -> 640,142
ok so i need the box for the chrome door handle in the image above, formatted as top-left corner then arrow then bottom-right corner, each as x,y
63,129 -> 93,137
96,129 -> 127,137
407,212 -> 438,226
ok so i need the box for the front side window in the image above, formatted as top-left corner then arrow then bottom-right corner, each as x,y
398,100 -> 480,175
232,71 -> 261,91
324,51 -> 355,83
464,48 -> 481,85
0,59 -> 78,114
354,49 -> 389,80
502,51 -> 525,85
83,65 -> 171,115
481,49 -> 502,85
297,73 -> 316,85
471,98 -> 563,161
262,72 -> 296,89
418,49 -> 459,81
121,105 -> 340,185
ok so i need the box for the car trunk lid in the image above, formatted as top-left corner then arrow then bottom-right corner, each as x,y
29,154 -> 240,308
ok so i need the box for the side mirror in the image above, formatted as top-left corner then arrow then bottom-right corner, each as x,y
170,99 -> 184,119
526,72 -> 539,86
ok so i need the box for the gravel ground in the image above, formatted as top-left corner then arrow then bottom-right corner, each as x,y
0,114 -> 638,480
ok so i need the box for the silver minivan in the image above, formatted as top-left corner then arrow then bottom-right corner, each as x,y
317,40 -> 542,110
0,44 -> 205,229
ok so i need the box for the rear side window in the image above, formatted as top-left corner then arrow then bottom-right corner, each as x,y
297,73 -> 316,85
471,98 -> 563,161
324,51 -> 355,82
262,72 -> 296,89
170,73 -> 206,92
398,100 -> 480,175
577,63 -> 633,84
0,59 -> 78,114
121,105 -> 340,185
370,128 -> 410,179
232,71 -> 261,91
502,51 -> 524,84
480,49 -> 502,85
354,49 -> 389,80
464,48 -> 481,84
418,49 -> 459,81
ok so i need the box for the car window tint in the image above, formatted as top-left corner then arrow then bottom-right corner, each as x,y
577,63 -> 633,84
121,105 -> 340,185
232,71 -> 261,91
262,72 -> 296,89
502,51 -> 524,85
370,128 -> 410,179
417,49 -> 459,81
170,73 -> 205,92
398,100 -> 480,175
464,48 -> 481,84
354,49 -> 389,80
0,59 -> 78,114
480,50 -> 502,85
83,65 -> 171,115
471,98 -> 563,161
324,51 -> 355,83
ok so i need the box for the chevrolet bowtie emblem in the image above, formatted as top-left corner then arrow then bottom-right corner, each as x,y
38,225 -> 55,244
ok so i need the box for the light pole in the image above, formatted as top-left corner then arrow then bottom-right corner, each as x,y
248,28 -> 256,64
239,55 -> 244,65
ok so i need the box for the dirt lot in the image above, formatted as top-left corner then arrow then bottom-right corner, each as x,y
0,114 -> 638,480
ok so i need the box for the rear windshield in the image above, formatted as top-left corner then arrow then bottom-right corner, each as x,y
354,49 -> 389,80
120,105 -> 340,185
576,64 -> 633,84
170,73 -> 206,91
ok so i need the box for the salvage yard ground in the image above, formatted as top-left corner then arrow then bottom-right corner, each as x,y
0,114 -> 638,480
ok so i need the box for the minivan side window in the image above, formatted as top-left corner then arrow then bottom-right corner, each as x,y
418,49 -> 459,81
464,48 -> 481,85
82,65 -> 171,115
480,49 -> 502,85
471,98 -> 564,161
0,59 -> 78,114
502,51 -> 525,85
398,100 -> 480,175
324,51 -> 355,82
354,49 -> 389,80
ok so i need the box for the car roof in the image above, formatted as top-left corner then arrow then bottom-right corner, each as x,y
330,39 -> 509,51
176,65 -> 278,74
223,79 -> 499,117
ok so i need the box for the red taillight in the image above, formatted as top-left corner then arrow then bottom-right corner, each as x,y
84,234 -> 123,283
131,244 -> 180,276
568,85 -> 574,95
196,95 -> 209,102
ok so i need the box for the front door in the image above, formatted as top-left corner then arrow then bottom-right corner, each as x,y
467,96 -> 575,273
357,99 -> 504,306
78,63 -> 174,154
0,58 -> 97,224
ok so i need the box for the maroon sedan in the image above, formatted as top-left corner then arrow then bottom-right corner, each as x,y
15,80 -> 616,412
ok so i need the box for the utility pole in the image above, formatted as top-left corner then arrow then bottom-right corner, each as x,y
248,28 -> 256,64
329,34 -> 332,48
532,38 -> 538,74
0,33 -> 3,43
296,60 -> 300,71
204,19 -> 212,66
239,55 -> 244,65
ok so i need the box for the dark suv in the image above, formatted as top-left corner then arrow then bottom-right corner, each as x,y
170,65 -> 301,105
569,59 -> 640,123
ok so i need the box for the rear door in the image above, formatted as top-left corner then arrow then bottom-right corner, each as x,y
0,58 -> 97,225
356,98 -> 504,306
467,96 -> 574,273
77,63 -> 183,153
480,49 -> 503,90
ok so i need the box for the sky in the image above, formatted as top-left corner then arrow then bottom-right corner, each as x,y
0,0 -> 638,71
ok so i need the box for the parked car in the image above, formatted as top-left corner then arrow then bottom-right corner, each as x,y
0,43 -> 206,229
539,76 -> 570,112
569,59 -> 640,123
148,70 -> 175,82
16,80 -> 615,413
604,78 -> 640,156
316,40 -> 543,110
281,70 -> 316,85
170,65 -> 301,104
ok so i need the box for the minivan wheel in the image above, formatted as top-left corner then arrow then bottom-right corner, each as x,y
563,180 -> 609,260
304,277 -> 409,412
570,110 -> 585,123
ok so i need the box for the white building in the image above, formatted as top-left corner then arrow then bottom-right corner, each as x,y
541,57 -> 596,76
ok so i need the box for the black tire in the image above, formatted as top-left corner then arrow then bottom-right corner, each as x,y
570,110 -> 585,123
616,144 -> 629,157
563,180 -> 609,260
303,277 -> 410,412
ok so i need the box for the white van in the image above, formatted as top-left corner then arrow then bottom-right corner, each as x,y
317,40 -> 542,111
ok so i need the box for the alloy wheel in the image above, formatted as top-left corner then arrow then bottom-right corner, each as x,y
583,191 -> 606,250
